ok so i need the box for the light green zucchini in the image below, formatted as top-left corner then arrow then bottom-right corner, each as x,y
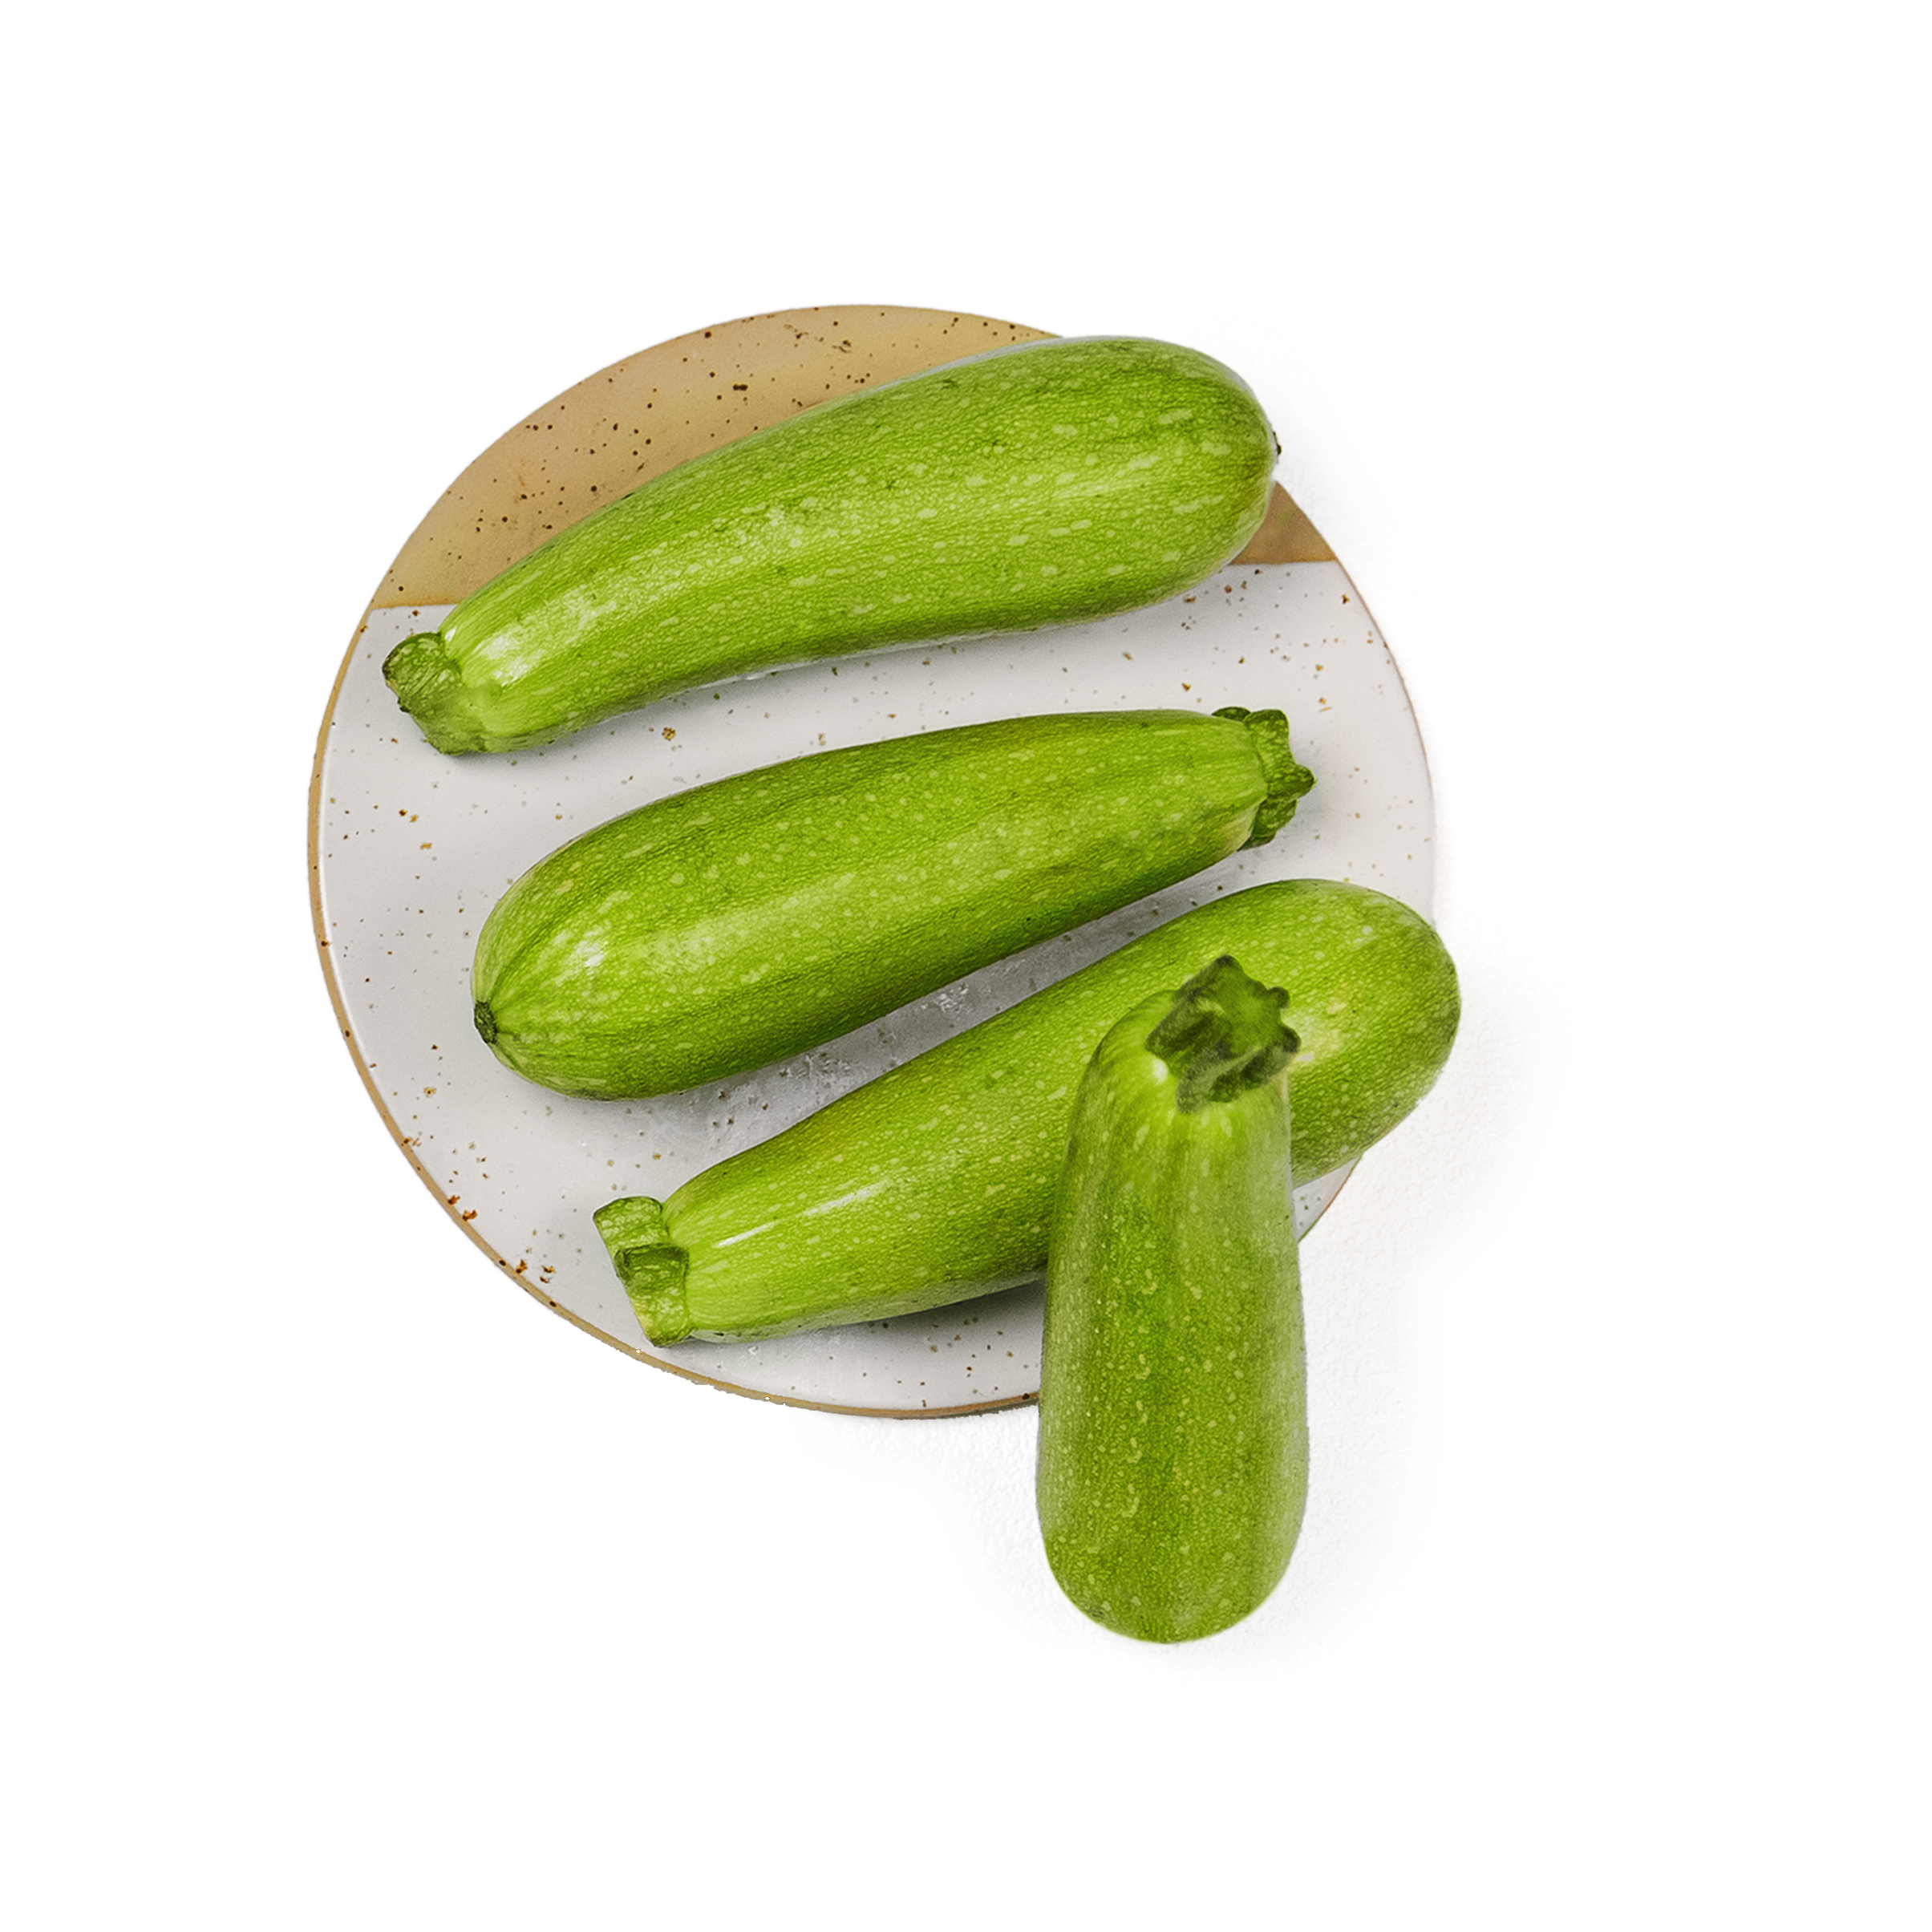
385,337 -> 1278,754
473,705 -> 1312,1098
594,879 -> 1456,1345
1037,957 -> 1307,1642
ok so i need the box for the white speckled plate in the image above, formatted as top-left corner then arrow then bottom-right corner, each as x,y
309,308 -> 1435,1415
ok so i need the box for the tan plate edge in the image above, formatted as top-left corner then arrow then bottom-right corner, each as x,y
367,306 -> 1328,610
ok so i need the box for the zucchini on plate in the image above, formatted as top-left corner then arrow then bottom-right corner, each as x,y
595,881 -> 1458,1345
387,337 -> 1279,752
473,705 -> 1313,1099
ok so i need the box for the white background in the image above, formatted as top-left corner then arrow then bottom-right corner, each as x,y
309,294 -> 533,1699
7,11 -> 1924,1916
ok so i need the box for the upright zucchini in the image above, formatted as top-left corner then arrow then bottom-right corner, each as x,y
385,337 -> 1278,753
474,705 -> 1311,1099
1037,957 -> 1306,1643
595,879 -> 1457,1344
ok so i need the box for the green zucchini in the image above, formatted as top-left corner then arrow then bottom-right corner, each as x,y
384,337 -> 1278,754
594,879 -> 1456,1344
473,705 -> 1312,1099
1037,956 -> 1306,1642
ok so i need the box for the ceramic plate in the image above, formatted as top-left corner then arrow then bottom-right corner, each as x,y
310,306 -> 1435,1415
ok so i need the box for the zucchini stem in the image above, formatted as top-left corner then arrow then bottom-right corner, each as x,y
1214,706 -> 1314,849
593,1197 -> 692,1343
383,631 -> 491,755
1144,955 -> 1298,1112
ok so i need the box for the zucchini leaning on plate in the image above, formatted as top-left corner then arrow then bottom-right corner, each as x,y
1038,956 -> 1308,1643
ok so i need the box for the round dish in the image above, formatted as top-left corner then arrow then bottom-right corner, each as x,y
309,306 -> 1436,1416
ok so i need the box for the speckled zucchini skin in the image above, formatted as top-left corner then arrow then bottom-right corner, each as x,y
384,337 -> 1278,753
1037,959 -> 1306,1643
473,706 -> 1312,1099
595,880 -> 1456,1345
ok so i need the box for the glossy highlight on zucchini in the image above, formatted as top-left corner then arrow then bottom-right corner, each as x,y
384,337 -> 1278,754
473,705 -> 1313,1099
594,880 -> 1457,1346
1038,957 -> 1307,1642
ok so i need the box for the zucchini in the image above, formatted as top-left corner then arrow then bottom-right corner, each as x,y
594,879 -> 1456,1344
1037,956 -> 1306,1642
383,337 -> 1278,754
473,706 -> 1312,1099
